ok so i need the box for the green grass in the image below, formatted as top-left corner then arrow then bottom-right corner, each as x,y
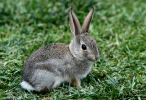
0,0 -> 146,99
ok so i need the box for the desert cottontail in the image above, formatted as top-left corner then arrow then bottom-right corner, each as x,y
20,7 -> 100,93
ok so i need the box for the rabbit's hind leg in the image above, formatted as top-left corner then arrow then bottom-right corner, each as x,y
31,69 -> 56,92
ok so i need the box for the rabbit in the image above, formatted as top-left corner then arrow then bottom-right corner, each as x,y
20,6 -> 100,93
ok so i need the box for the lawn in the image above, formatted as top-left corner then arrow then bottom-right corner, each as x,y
0,0 -> 146,99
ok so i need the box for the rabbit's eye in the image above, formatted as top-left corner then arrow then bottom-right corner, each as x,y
82,44 -> 87,50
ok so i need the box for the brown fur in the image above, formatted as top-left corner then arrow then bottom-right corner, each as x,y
71,77 -> 81,89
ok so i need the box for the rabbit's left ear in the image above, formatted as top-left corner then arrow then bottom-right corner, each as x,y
81,7 -> 94,33
70,8 -> 81,37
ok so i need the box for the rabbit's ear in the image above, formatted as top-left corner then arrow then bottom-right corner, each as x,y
70,8 -> 81,37
81,7 -> 94,33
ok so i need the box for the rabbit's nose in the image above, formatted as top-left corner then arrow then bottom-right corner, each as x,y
87,54 -> 96,62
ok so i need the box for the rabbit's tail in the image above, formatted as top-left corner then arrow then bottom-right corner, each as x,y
20,81 -> 35,91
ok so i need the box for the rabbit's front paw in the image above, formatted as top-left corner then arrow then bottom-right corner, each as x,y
71,77 -> 81,89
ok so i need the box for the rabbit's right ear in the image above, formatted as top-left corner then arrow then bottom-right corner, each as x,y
70,8 -> 81,37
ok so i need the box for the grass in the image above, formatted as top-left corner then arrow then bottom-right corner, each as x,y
0,0 -> 146,99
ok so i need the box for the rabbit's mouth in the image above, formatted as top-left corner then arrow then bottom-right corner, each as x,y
87,54 -> 99,62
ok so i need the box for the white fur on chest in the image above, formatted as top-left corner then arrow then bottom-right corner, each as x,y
77,62 -> 93,79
